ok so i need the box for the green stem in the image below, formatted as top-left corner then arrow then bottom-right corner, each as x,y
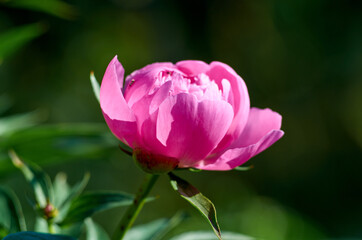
47,221 -> 55,234
112,174 -> 159,240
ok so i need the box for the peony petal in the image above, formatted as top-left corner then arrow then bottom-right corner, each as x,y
207,62 -> 250,152
194,130 -> 284,170
130,81 -> 172,133
124,62 -> 175,107
176,60 -> 209,76
234,107 -> 282,148
100,56 -> 138,147
194,107 -> 284,170
156,93 -> 234,166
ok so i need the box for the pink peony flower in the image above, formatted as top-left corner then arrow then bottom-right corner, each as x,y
100,56 -> 284,173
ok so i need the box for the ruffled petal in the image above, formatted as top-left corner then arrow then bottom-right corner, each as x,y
207,62 -> 250,152
234,107 -> 282,148
156,93 -> 234,166
194,130 -> 284,170
124,62 -> 175,107
100,56 -> 137,146
176,60 -> 209,76
194,107 -> 284,170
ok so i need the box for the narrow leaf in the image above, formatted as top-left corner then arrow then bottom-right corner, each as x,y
90,72 -> 100,103
60,191 -> 134,226
0,187 -> 26,233
170,231 -> 256,240
124,212 -> 187,240
9,150 -> 53,207
3,231 -> 76,240
0,123 -> 117,177
168,173 -> 221,240
0,110 -> 44,136
0,23 -> 45,62
4,0 -> 77,20
85,218 -> 110,240
54,173 -> 90,222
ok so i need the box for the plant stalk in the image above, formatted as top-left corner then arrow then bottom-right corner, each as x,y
112,174 -> 159,240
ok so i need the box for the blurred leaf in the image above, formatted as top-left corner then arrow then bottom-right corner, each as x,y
168,173 -> 221,240
169,231 -> 256,240
54,173 -> 90,222
90,72 -> 100,103
0,23 -> 45,63
3,0 -> 77,20
9,150 -> 53,207
0,110 -> 45,136
85,218 -> 110,240
0,95 -> 12,116
0,123 -> 117,177
34,217 -> 48,233
53,173 -> 71,210
3,231 -> 76,240
0,187 -> 26,234
60,191 -> 134,226
124,212 -> 187,240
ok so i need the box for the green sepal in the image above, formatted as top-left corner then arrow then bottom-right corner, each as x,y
234,165 -> 254,171
168,172 -> 222,240
90,72 -> 100,103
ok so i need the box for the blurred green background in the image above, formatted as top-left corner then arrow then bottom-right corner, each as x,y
1,0 -> 361,239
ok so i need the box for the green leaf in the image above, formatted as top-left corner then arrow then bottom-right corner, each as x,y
3,0 -> 77,20
52,173 -> 71,209
0,123 -> 117,177
169,231 -> 257,240
124,212 -> 187,240
54,173 -> 90,222
0,187 -> 26,233
168,173 -> 221,240
60,191 -> 135,226
0,94 -> 12,115
9,150 -> 53,207
0,110 -> 45,136
85,218 -> 110,240
234,165 -> 254,171
0,23 -> 45,63
90,72 -> 100,103
3,231 -> 76,240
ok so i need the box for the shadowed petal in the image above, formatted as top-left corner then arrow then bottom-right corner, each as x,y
176,60 -> 209,76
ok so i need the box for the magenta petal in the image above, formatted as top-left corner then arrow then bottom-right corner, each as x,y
194,130 -> 284,170
234,107 -> 282,148
207,62 -> 250,152
176,60 -> 209,76
156,93 -> 234,166
124,62 -> 175,107
194,107 -> 284,170
100,56 -> 137,146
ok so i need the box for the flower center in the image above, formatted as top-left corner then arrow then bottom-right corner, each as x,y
154,70 -> 229,101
